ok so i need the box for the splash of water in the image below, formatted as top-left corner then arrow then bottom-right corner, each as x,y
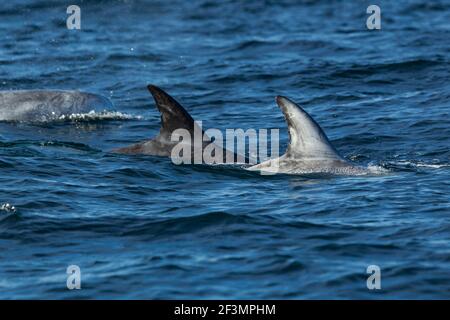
0,203 -> 16,222
0,203 -> 15,212
57,110 -> 142,122
388,160 -> 450,169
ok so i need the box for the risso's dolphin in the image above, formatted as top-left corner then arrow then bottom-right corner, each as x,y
113,85 -> 250,164
0,90 -> 112,122
249,96 -> 367,175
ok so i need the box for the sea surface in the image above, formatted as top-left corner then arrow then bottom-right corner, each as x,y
0,0 -> 449,299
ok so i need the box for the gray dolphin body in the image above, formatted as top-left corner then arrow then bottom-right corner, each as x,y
113,85 -> 248,164
249,96 -> 367,175
0,90 -> 112,122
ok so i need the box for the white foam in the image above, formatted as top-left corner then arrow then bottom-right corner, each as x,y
391,160 -> 450,169
57,110 -> 142,122
367,164 -> 390,174
0,203 -> 16,222
0,203 -> 15,212
249,163 -> 389,176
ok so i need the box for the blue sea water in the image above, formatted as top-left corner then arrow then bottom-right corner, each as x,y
0,0 -> 449,299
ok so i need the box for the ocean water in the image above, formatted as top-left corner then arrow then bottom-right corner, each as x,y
1,0 -> 449,299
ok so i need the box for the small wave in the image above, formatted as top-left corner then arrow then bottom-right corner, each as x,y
0,140 -> 99,154
122,211 -> 250,238
331,58 -> 442,79
402,2 -> 450,13
232,39 -> 277,51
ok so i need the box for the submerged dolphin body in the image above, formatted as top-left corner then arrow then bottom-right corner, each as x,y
249,96 -> 367,175
0,90 -> 112,122
114,85 -> 248,164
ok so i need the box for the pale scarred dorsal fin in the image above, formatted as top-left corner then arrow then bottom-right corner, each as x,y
276,96 -> 344,160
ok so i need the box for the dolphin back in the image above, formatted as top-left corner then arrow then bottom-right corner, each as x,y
0,90 -> 113,122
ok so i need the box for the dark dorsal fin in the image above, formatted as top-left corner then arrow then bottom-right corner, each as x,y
147,85 -> 202,139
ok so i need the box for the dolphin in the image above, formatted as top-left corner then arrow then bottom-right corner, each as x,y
113,85 -> 249,164
249,96 -> 367,175
0,90 -> 112,122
